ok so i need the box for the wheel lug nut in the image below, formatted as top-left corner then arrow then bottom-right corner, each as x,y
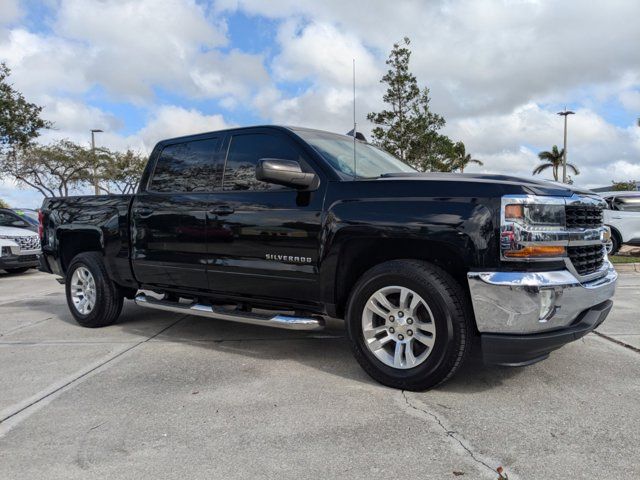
389,327 -> 395,334
407,318 -> 413,324
398,311 -> 404,318
398,334 -> 404,340
389,316 -> 395,322
407,330 -> 413,336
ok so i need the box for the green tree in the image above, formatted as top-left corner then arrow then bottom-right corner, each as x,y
611,180 -> 637,191
0,198 -> 9,208
2,140 -> 94,197
98,149 -> 146,194
367,38 -> 452,171
447,141 -> 483,173
0,63 -> 51,153
532,145 -> 579,181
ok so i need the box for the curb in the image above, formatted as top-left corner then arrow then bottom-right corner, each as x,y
612,262 -> 640,273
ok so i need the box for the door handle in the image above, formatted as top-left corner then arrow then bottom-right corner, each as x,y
210,205 -> 235,216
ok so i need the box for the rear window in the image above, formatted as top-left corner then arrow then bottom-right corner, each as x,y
149,138 -> 222,193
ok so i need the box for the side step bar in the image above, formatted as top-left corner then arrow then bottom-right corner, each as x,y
134,293 -> 325,331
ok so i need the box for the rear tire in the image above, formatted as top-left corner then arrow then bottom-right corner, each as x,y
65,252 -> 124,328
346,260 -> 473,391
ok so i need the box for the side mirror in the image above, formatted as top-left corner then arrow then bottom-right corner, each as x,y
256,158 -> 318,189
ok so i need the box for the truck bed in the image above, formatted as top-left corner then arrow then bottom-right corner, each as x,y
40,194 -> 136,288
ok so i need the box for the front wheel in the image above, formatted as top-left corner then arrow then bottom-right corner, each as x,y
346,260 -> 473,391
65,252 -> 124,328
605,232 -> 621,256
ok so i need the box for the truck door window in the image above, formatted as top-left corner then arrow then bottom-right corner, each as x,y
148,138 -> 221,193
223,133 -> 306,191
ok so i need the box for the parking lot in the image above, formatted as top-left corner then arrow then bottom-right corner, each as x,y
0,270 -> 638,479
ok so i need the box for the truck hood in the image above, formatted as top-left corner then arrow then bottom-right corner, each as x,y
379,172 -> 594,197
0,226 -> 39,237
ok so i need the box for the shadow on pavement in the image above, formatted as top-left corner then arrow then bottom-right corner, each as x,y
19,290 -> 527,393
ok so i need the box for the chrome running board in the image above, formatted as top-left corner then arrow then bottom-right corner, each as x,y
134,293 -> 325,331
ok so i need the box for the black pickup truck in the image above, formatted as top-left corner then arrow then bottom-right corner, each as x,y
39,126 -> 617,390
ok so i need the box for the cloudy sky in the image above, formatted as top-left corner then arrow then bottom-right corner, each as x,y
1,0 -> 639,207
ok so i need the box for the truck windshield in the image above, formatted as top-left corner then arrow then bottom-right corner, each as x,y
294,130 -> 416,179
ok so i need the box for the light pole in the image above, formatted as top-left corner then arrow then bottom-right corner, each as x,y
557,109 -> 574,183
91,129 -> 103,195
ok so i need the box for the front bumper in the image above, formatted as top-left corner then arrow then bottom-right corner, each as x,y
468,262 -> 617,334
0,253 -> 40,270
467,262 -> 617,365
481,300 -> 612,366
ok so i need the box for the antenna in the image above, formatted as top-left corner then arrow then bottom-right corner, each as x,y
353,58 -> 357,180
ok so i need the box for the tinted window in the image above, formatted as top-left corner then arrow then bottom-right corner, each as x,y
223,133 -> 303,191
149,138 -> 221,193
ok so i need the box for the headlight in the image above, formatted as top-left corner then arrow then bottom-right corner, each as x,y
501,196 -> 567,260
504,203 -> 565,228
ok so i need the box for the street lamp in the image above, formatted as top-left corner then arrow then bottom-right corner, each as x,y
557,109 -> 574,184
91,129 -> 103,195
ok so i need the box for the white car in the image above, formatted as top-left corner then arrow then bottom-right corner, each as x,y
0,226 -> 42,273
599,191 -> 640,255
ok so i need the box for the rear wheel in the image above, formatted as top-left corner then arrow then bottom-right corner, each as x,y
346,260 -> 473,391
65,252 -> 123,328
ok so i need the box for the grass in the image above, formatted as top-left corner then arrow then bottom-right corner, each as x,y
610,255 -> 640,264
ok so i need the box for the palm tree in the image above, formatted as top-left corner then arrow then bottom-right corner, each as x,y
448,142 -> 483,173
533,145 -> 579,181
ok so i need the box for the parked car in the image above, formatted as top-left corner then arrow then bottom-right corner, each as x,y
0,208 -> 38,232
39,126 -> 617,390
12,208 -> 40,228
0,225 -> 42,273
599,191 -> 640,255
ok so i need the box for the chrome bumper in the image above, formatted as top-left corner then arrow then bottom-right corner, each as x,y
467,261 -> 617,334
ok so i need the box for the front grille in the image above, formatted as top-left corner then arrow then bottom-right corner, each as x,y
6,235 -> 40,251
568,245 -> 605,276
565,205 -> 603,229
19,254 -> 38,262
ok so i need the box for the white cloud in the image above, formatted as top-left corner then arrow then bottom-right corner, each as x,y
225,0 -> 640,118
273,20 -> 379,87
0,29 -> 91,99
0,0 -> 22,26
137,105 -> 233,149
54,0 -> 226,101
191,49 -> 270,101
446,104 -> 640,187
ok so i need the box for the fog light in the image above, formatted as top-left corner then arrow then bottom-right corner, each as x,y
539,289 -> 558,322
1,246 -> 11,256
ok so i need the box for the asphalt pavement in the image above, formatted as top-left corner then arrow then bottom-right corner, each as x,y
1,270 -> 639,479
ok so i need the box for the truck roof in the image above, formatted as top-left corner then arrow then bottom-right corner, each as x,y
155,125 -> 350,146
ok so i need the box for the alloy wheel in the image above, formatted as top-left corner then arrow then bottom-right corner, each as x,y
70,266 -> 97,315
361,286 -> 437,369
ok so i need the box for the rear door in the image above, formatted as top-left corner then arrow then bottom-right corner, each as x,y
131,135 -> 223,291
609,195 -> 640,242
205,129 -> 326,304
